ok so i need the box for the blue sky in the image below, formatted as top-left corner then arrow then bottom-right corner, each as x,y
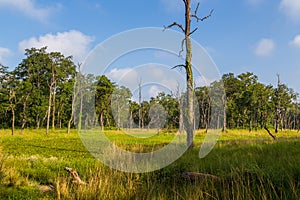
0,0 -> 300,97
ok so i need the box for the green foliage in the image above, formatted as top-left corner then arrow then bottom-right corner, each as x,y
1,47 -> 300,133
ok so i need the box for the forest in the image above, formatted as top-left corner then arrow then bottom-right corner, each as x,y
1,47 -> 299,135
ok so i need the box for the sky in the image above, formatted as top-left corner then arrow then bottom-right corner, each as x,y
0,0 -> 300,99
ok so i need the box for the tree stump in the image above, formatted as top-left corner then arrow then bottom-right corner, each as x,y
64,167 -> 86,185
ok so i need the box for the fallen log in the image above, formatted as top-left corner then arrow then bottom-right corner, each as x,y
64,167 -> 86,185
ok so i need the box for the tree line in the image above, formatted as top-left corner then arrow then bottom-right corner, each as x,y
0,47 -> 299,135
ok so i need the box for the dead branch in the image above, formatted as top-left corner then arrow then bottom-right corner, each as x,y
64,167 -> 86,185
264,126 -> 276,140
191,9 -> 214,22
164,22 -> 185,33
189,28 -> 198,36
194,2 -> 200,15
179,172 -> 220,181
179,38 -> 186,56
172,64 -> 186,69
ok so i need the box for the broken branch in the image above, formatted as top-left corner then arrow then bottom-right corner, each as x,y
191,9 -> 214,22
164,22 -> 185,33
64,167 -> 86,185
189,28 -> 198,36
194,2 -> 200,15
264,126 -> 276,140
179,38 -> 186,57
172,64 -> 186,69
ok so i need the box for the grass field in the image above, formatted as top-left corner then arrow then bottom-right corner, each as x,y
0,129 -> 299,199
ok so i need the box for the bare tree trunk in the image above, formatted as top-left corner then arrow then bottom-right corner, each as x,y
47,62 -> 56,135
9,90 -> 16,136
222,96 -> 227,132
249,116 -> 253,133
36,115 -> 40,129
138,79 -> 142,129
275,74 -> 281,133
164,0 -> 212,147
11,106 -> 15,136
68,86 -> 76,134
67,110 -> 74,134
57,110 -> 61,129
46,86 -> 52,135
130,110 -> 133,129
100,112 -> 104,131
21,94 -> 30,134
52,83 -> 56,130
185,0 -> 194,148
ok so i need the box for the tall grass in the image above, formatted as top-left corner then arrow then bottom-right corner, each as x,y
0,129 -> 299,199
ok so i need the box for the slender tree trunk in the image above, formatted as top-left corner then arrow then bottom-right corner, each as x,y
46,86 -> 52,135
222,96 -> 227,132
138,80 -> 142,129
47,63 -> 56,135
130,110 -> 133,129
36,115 -> 40,129
68,87 -> 76,134
11,106 -> 15,136
275,74 -> 280,133
185,0 -> 194,148
249,116 -> 253,133
52,83 -> 56,130
9,90 -> 16,136
21,94 -> 30,134
57,110 -> 60,128
100,112 -> 104,131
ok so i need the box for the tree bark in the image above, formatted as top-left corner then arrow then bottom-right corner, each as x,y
21,94 -> 30,134
222,97 -> 227,132
9,90 -> 16,136
52,82 -> 56,130
185,0 -> 195,148
11,106 -> 15,136
100,111 -> 104,131
46,86 -> 52,135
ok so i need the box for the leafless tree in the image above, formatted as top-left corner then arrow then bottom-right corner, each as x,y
164,0 -> 213,147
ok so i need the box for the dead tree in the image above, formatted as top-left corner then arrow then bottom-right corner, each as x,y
275,74 -> 281,133
164,0 -> 213,147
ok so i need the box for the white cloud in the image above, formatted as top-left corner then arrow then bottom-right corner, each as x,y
107,68 -> 139,86
255,38 -> 275,57
0,0 -> 58,22
0,47 -> 12,65
149,85 -> 163,98
18,30 -> 94,63
290,35 -> 300,47
280,0 -> 300,21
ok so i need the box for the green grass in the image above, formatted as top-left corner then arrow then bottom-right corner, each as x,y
0,128 -> 299,199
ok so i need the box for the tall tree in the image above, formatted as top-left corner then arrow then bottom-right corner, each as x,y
164,0 -> 213,147
45,52 -> 75,134
95,75 -> 115,131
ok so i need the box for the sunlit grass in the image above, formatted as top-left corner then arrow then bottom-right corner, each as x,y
0,128 -> 299,199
